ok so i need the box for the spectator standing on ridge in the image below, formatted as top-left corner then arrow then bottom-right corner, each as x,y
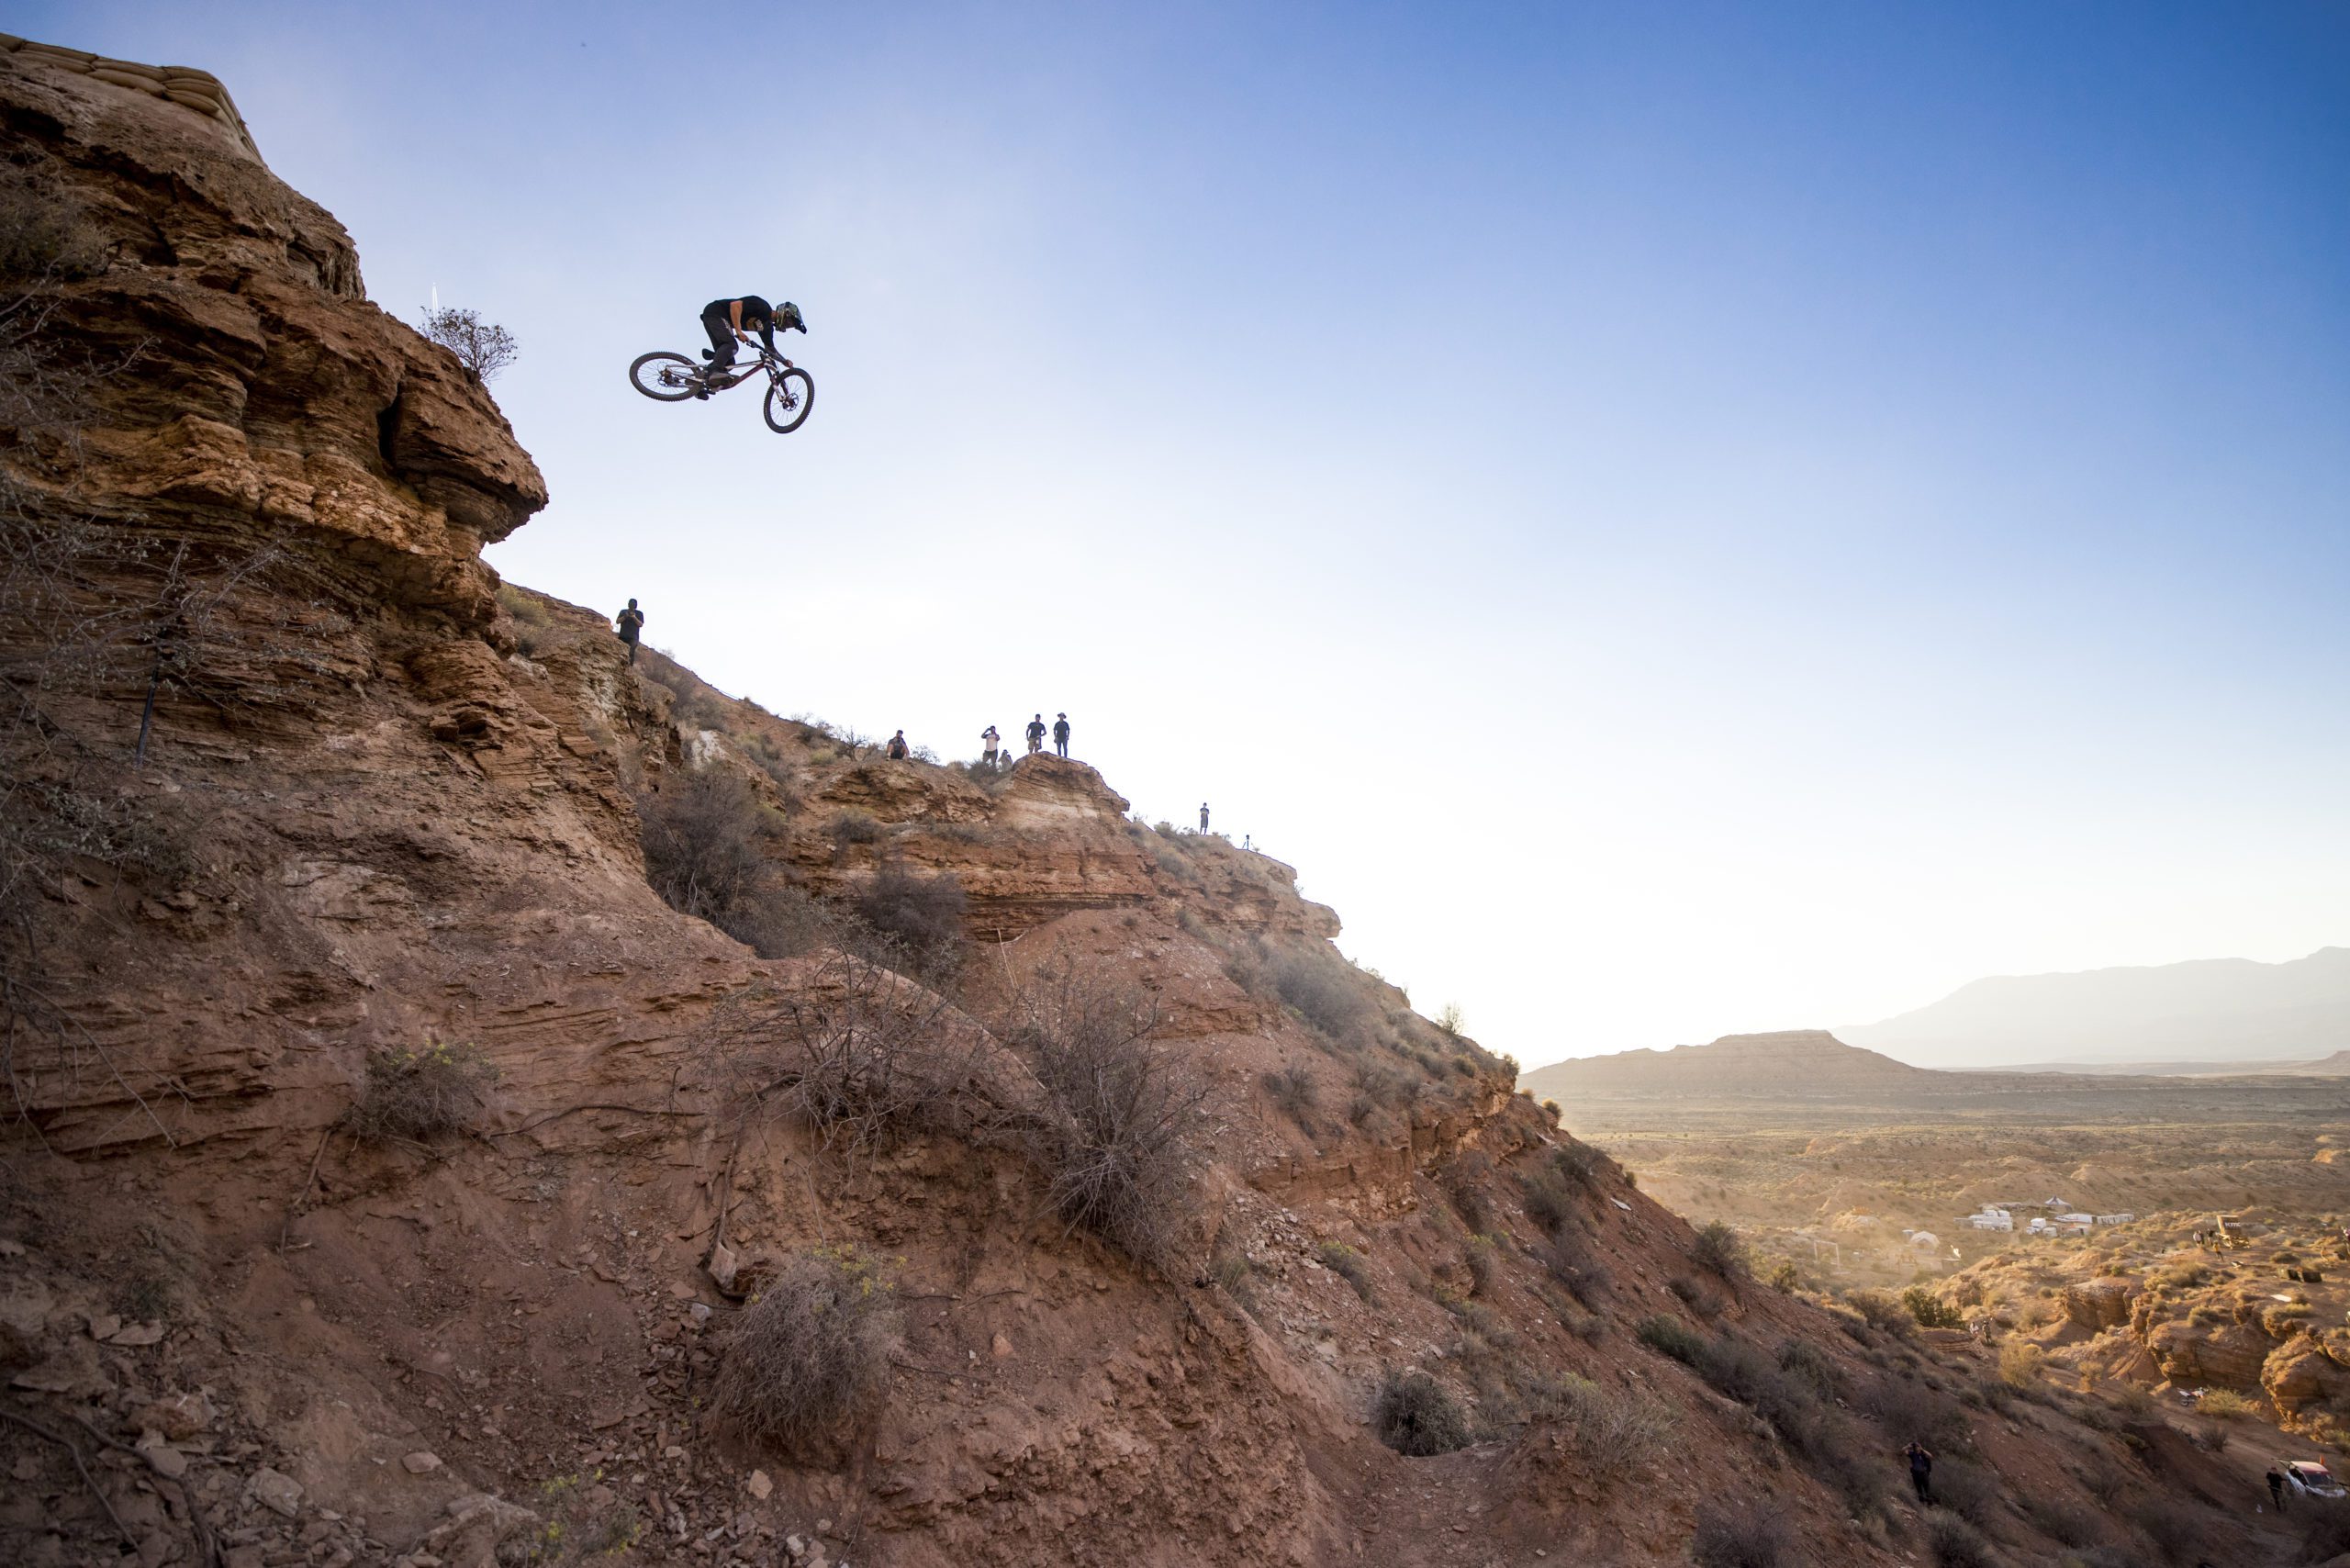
980,725 -> 1000,764
2267,1466 -> 2286,1511
615,599 -> 644,665
1200,802 -> 1210,832
1026,714 -> 1046,755
1903,1441 -> 1934,1505
1053,712 -> 1070,757
886,730 -> 909,760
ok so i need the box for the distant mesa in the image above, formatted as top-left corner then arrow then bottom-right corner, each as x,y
1520,1029 -> 1927,1102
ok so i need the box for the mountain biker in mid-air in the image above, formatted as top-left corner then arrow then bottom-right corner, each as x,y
697,295 -> 805,398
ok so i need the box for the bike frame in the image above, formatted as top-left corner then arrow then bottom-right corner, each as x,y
704,342 -> 794,389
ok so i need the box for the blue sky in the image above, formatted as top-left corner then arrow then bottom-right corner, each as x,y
32,1 -> 2349,1063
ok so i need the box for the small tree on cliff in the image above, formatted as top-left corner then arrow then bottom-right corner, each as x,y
416,305 -> 518,384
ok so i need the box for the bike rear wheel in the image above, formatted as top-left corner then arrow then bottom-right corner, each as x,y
763,368 -> 815,433
629,351 -> 700,402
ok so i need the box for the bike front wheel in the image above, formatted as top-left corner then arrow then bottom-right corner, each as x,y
629,351 -> 700,402
763,368 -> 815,433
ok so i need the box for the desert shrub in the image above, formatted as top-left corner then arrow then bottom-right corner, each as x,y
1862,1374 -> 1973,1453
2198,1388 -> 2254,1418
1551,1294 -> 1607,1344
1270,948 -> 1372,1045
706,954 -> 977,1152
1690,1502 -> 1788,1568
1373,1370 -> 1470,1457
1922,1512 -> 1993,1568
346,1041 -> 496,1140
1538,1231 -> 1614,1308
1636,1315 -> 1706,1365
1464,1236 -> 1499,1297
1529,1373 -> 1677,1478
416,305 -> 519,383
1521,1171 -> 1576,1235
1775,1338 -> 1841,1401
1669,1275 -> 1726,1318
1539,1096 -> 1562,1125
495,581 -> 555,655
1435,1290 -> 1497,1337
2264,1302 -> 2316,1337
0,165 -> 109,282
1444,1150 -> 1494,1231
1319,1242 -> 1374,1302
1932,1456 -> 1998,1524
1551,1140 -> 1608,1189
1691,1221 -> 1747,1281
1013,961 -> 1206,1271
638,768 -> 815,955
1998,1338 -> 2043,1388
1904,1285 -> 1965,1329
709,1249 -> 901,1457
1262,1063 -> 1318,1126
1764,1259 -> 1800,1293
829,808 -> 883,847
1846,1289 -> 1917,1337
850,865 -> 967,976
1350,1059 -> 1411,1111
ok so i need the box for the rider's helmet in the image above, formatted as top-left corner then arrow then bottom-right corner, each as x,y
775,300 -> 807,333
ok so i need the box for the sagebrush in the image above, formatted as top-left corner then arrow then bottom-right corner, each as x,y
345,1041 -> 496,1140
709,1249 -> 901,1457
1373,1370 -> 1469,1457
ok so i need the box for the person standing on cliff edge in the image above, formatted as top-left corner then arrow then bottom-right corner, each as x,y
1053,712 -> 1070,757
980,725 -> 1000,765
615,599 -> 643,664
1200,802 -> 1210,832
1026,714 -> 1046,755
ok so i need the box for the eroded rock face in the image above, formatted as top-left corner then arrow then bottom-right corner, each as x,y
0,45 -> 544,629
2063,1278 -> 2137,1331
2143,1318 -> 2273,1390
2264,1337 -> 2350,1416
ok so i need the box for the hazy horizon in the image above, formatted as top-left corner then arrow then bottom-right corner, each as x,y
35,0 -> 2349,1067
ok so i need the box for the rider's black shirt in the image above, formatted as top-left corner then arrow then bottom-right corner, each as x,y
704,296 -> 776,351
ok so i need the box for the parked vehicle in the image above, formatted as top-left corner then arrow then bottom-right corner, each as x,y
2279,1459 -> 2346,1499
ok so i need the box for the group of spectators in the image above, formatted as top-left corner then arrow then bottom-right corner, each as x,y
615,603 -> 1228,836
882,712 -> 1070,763
972,712 -> 1070,761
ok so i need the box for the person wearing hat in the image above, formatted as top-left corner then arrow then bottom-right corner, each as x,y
1052,712 -> 1070,757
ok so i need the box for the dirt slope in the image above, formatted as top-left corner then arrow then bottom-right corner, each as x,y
0,39 -> 2299,1568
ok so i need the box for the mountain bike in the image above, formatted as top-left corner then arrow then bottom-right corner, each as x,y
628,340 -> 814,434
